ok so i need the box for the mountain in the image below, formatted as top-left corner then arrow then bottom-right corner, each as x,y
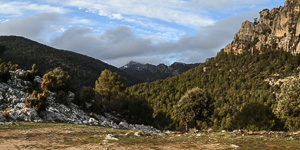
0,36 -> 139,91
225,0 -> 300,55
127,0 -> 300,131
120,61 -> 200,82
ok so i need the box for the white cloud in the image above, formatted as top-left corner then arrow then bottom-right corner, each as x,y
188,0 -> 272,11
0,1 -> 68,16
48,9 -> 260,67
45,0 -> 216,28
0,1 -> 284,67
0,13 -> 62,41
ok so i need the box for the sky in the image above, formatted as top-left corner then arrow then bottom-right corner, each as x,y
0,0 -> 285,67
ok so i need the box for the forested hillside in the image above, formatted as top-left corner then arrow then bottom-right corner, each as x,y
0,36 -> 139,90
127,49 -> 300,131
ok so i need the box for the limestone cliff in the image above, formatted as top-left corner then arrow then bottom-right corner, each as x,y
224,0 -> 300,55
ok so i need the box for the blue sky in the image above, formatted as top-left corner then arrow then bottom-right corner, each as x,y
0,0 -> 285,67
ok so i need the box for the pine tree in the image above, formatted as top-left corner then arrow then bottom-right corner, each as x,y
173,87 -> 211,132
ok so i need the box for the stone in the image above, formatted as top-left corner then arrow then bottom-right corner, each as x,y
230,144 -> 240,149
123,133 -> 132,137
88,118 -> 98,125
33,76 -> 43,84
134,132 -> 141,137
207,128 -> 214,133
0,115 -> 6,122
0,69 -> 162,134
119,121 -> 129,128
105,134 -> 119,141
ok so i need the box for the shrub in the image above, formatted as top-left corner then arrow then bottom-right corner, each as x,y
25,90 -> 49,112
275,74 -> 300,131
232,102 -> 277,131
41,67 -> 71,92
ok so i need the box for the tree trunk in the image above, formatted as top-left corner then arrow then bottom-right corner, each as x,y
185,122 -> 188,132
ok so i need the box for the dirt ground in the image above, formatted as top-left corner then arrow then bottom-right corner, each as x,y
0,122 -> 299,150
0,122 -> 231,150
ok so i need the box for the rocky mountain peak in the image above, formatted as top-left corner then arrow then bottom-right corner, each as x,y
224,0 -> 300,55
284,0 -> 300,7
120,61 -> 199,82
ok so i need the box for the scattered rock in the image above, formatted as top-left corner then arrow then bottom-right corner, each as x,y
230,144 -> 240,149
124,132 -> 132,137
0,115 -> 6,122
0,69 -> 162,133
134,131 -> 142,137
207,128 -> 214,133
105,134 -> 119,141
119,121 -> 129,128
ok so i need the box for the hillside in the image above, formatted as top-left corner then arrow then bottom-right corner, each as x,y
128,49 -> 300,130
0,36 -> 139,90
120,61 -> 199,82
127,0 -> 300,131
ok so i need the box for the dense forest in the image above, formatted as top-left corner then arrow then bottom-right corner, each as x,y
0,36 -> 140,91
1,36 -> 300,132
127,48 -> 300,131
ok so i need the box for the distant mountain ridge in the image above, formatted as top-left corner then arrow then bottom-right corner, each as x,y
0,36 -> 140,90
120,61 -> 199,82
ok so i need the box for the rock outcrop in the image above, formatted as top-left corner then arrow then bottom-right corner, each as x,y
224,0 -> 300,55
0,69 -> 161,133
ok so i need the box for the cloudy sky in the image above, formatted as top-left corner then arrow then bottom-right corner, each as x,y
0,0 -> 284,67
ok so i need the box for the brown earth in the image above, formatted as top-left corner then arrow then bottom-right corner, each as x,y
0,122 -> 299,150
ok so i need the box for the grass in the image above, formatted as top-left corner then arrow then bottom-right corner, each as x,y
0,122 -> 299,149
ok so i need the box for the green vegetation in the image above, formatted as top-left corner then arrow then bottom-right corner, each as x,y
0,60 -> 18,82
232,102 -> 278,131
25,90 -> 49,112
41,67 -> 71,92
0,36 -> 139,91
25,67 -> 72,111
172,87 -> 212,131
275,74 -> 300,131
127,49 -> 300,131
1,36 -> 300,133
94,69 -> 127,113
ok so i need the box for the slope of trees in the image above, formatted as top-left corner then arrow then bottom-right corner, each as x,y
0,36 -> 139,91
127,49 -> 300,131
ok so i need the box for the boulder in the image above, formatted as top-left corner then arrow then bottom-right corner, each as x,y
119,121 -> 129,128
88,118 -> 98,125
105,134 -> 119,141
0,115 -> 6,122
22,108 -> 42,122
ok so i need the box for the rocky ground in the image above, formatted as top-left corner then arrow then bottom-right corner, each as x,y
0,69 -> 160,133
0,122 -> 300,150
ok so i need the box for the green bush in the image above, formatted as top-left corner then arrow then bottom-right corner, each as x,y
232,102 -> 277,131
41,67 -> 71,92
25,90 -> 49,112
